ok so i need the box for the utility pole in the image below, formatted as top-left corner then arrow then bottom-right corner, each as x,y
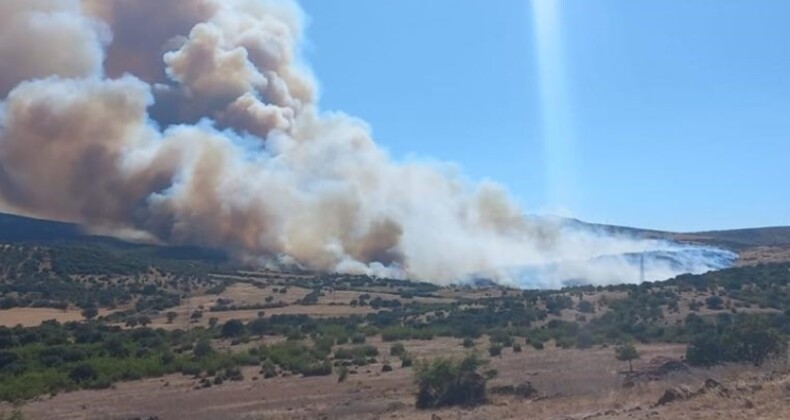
640,253 -> 645,283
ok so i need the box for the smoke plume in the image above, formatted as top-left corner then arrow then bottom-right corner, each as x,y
0,0 -> 733,287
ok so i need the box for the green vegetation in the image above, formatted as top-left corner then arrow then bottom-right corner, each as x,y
614,342 -> 640,372
1,220 -> 788,404
685,314 -> 786,366
415,353 -> 488,409
0,321 -> 257,401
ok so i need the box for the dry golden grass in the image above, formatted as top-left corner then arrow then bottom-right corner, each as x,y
0,307 -> 114,327
737,245 -> 790,266
317,290 -> 455,306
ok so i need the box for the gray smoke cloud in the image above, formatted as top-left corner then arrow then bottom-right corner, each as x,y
0,0 -> 734,287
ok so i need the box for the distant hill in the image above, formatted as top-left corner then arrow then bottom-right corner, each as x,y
0,212 -> 83,242
0,212 -> 228,263
563,217 -> 790,250
678,227 -> 790,250
1,211 -> 789,267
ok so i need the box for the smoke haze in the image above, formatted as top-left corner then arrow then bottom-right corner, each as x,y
0,0 -> 734,287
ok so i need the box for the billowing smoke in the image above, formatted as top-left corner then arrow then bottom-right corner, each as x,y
0,0 -> 733,287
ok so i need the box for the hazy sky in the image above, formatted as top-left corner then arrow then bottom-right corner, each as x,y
299,0 -> 789,232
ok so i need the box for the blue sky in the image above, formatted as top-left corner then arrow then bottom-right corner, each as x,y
299,0 -> 790,232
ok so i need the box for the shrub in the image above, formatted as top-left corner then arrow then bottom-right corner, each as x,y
81,307 -> 98,320
221,320 -> 246,338
488,345 -> 502,357
302,361 -> 332,377
488,329 -> 513,347
260,360 -> 277,378
705,296 -> 724,311
512,344 -> 522,353
225,367 -> 244,381
686,315 -> 786,367
577,300 -> 595,314
414,354 -> 488,409
69,363 -> 97,384
462,338 -> 475,348
193,338 -> 213,358
686,332 -> 723,366
390,343 -> 406,357
337,366 -> 349,382
334,345 -> 379,361
722,316 -> 785,366
401,353 -> 414,368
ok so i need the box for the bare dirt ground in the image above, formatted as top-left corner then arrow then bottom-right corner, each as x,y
8,341 -> 787,420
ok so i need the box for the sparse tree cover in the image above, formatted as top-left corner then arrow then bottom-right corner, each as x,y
0,241 -> 788,404
0,242 -> 222,313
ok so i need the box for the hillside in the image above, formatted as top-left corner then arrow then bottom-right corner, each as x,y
3,211 -> 790,269
0,211 -> 788,419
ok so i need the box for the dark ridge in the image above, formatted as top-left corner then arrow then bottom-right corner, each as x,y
0,211 -> 228,263
0,212 -> 82,242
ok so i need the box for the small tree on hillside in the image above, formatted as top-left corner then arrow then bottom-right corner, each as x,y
221,319 -> 246,338
615,343 -> 640,372
705,295 -> 724,311
138,315 -> 151,327
193,338 -> 213,358
166,311 -> 178,324
81,307 -> 98,321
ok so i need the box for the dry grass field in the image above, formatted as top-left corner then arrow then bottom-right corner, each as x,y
5,340 -> 787,420
0,308 -> 115,328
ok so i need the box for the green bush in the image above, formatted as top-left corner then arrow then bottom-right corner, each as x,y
488,345 -> 502,357
390,343 -> 406,357
334,345 -> 379,360
414,354 -> 488,409
686,315 -> 786,367
193,338 -> 213,358
614,343 -> 639,372
221,320 -> 246,338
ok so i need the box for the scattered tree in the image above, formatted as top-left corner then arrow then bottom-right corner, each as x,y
81,307 -> 98,321
221,320 -> 246,338
615,343 -> 640,372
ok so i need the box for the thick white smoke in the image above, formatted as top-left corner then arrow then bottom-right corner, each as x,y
0,0 -> 734,287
